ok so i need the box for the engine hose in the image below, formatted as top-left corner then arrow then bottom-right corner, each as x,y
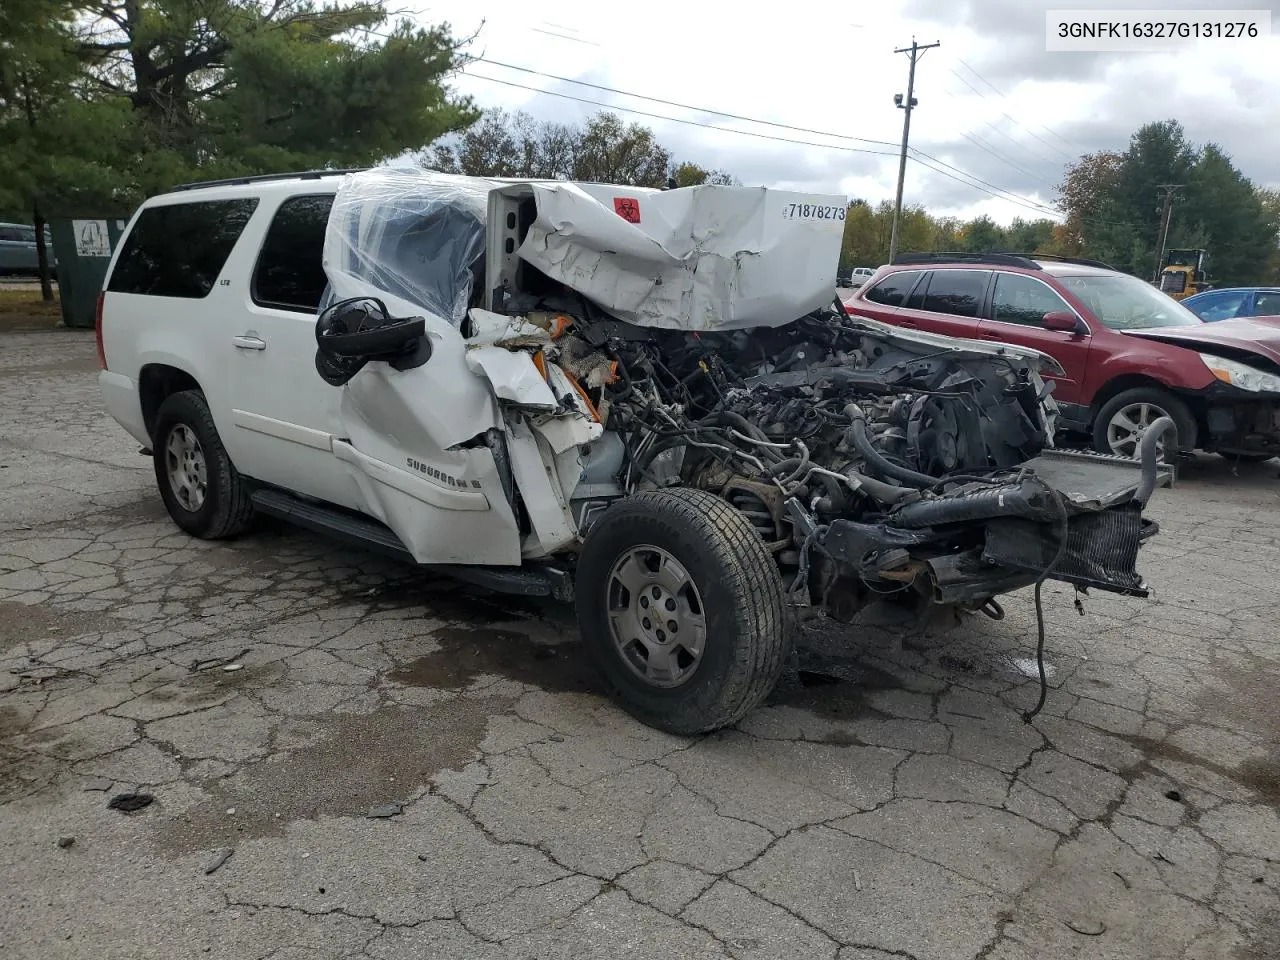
843,469 -> 922,506
843,404 -> 939,489
888,479 -> 1050,529
701,412 -> 785,463
1134,416 -> 1176,505
769,455 -> 811,485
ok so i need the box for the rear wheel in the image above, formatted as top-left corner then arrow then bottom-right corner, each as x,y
575,488 -> 791,735
152,390 -> 254,539
1092,387 -> 1196,460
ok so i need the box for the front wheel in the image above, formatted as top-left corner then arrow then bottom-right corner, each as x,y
575,488 -> 792,735
1092,387 -> 1196,460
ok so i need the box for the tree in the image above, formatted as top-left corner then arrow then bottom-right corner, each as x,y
958,215 -> 1003,252
1056,150 -> 1124,248
5,0 -> 477,209
670,161 -> 737,187
1179,145 -> 1274,286
0,0 -> 90,298
428,109 -> 735,188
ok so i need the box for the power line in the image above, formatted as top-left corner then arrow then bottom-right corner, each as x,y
955,129 -> 1055,187
463,72 -> 901,158
955,58 -> 1077,154
470,56 -> 900,149
466,68 -> 1089,225
945,71 -> 1072,166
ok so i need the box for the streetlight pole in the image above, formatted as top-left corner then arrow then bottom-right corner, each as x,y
888,39 -> 939,263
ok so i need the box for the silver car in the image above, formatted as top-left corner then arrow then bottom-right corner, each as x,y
0,222 -> 56,277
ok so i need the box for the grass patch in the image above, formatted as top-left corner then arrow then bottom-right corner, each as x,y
0,287 -> 63,330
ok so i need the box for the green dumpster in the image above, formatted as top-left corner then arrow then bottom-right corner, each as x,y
48,217 -> 131,329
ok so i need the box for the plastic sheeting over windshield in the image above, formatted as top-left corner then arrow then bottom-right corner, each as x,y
323,167 -> 491,326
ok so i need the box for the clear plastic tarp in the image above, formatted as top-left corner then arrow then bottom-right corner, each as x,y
323,167 -> 492,325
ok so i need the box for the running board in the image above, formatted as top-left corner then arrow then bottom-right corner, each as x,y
249,488 -> 573,601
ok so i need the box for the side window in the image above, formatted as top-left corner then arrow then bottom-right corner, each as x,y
863,270 -> 923,307
1190,291 -> 1246,321
252,194 -> 335,313
1252,291 -> 1280,317
991,272 -> 1074,326
920,270 -> 991,318
0,227 -> 21,242
108,198 -> 258,298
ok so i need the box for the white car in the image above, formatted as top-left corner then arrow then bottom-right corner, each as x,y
97,169 -> 1170,733
849,266 -> 876,288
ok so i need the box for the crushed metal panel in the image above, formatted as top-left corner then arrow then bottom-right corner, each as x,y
517,183 -> 847,331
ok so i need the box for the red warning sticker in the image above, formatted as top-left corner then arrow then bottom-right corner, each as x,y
613,197 -> 642,223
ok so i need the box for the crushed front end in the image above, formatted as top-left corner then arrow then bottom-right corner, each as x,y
561,308 -> 1173,622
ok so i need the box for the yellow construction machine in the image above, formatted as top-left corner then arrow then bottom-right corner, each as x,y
1158,248 -> 1211,300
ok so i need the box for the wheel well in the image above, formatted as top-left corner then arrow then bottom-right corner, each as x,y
1089,374 -> 1174,420
139,365 -> 201,439
1088,373 -> 1205,445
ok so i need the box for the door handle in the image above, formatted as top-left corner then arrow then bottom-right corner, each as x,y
898,319 -> 918,328
233,335 -> 266,351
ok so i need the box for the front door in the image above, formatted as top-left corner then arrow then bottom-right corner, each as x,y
977,271 -> 1091,407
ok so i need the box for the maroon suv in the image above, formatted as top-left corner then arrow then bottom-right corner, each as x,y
844,253 -> 1280,460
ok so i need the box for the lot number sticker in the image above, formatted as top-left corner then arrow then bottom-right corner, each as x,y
781,203 -> 846,222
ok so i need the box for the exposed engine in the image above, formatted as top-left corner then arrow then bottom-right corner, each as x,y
491,294 -> 1123,619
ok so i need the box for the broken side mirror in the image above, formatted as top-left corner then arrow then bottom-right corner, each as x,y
1042,311 -> 1083,333
316,297 -> 425,358
314,297 -> 430,387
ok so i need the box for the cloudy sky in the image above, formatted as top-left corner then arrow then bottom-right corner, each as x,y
407,0 -> 1280,224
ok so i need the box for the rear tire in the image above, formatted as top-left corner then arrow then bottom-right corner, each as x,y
152,390 -> 255,539
575,488 -> 791,735
1092,387 -> 1196,459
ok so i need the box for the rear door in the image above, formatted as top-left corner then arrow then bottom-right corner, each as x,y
893,268 -> 991,340
225,192 -> 362,509
1253,290 -> 1280,318
977,271 -> 1091,406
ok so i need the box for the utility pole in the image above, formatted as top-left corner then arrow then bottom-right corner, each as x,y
1152,183 -> 1182,282
888,38 -> 940,263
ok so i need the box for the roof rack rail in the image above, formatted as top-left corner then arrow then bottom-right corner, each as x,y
891,251 -> 1042,270
1003,252 -> 1116,270
171,168 -> 367,192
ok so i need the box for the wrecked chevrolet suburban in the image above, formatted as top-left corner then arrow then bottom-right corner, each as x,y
97,168 -> 1172,734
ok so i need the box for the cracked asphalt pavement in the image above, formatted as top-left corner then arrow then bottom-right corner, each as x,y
3,330 -> 1279,960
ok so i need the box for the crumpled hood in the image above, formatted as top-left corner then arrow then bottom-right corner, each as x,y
517,182 -> 846,331
1126,316 -> 1280,367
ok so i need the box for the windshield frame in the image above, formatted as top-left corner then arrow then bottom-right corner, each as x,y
1055,272 -> 1206,331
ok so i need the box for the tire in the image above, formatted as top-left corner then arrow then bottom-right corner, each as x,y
575,488 -> 792,735
152,390 -> 255,539
1092,387 -> 1196,459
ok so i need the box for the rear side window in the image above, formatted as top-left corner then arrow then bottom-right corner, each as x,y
108,199 -> 258,298
920,270 -> 990,317
252,194 -> 335,313
1254,291 -> 1280,316
863,270 -> 923,307
0,227 -> 23,242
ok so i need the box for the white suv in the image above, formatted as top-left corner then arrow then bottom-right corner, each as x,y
97,169 -> 1169,733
